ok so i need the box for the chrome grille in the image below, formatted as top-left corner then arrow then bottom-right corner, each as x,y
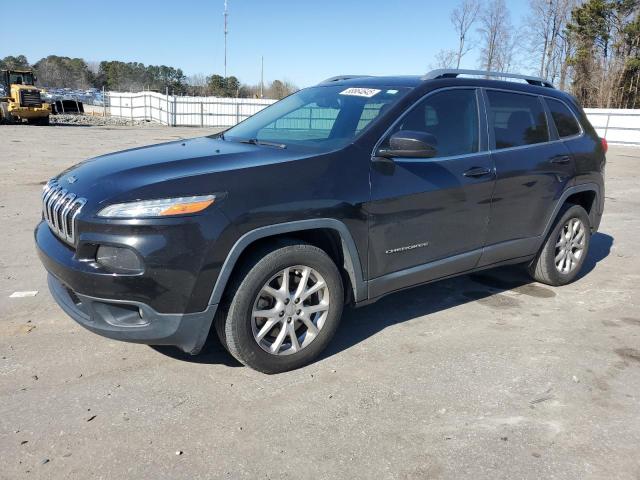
42,180 -> 86,246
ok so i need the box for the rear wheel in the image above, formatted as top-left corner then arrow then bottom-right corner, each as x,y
216,240 -> 344,373
528,204 -> 591,286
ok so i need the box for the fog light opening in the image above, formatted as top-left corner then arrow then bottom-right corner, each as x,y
96,245 -> 143,274
94,302 -> 150,328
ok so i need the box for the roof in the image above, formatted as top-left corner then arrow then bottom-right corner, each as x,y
319,75 -> 425,88
318,69 -> 557,91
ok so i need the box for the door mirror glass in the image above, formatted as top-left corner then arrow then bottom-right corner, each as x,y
377,130 -> 438,158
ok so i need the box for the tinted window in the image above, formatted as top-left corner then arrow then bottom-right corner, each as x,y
547,98 -> 581,138
224,85 -> 410,152
356,102 -> 393,133
487,91 -> 549,149
387,89 -> 479,158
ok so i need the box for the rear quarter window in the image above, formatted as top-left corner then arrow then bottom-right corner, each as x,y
487,90 -> 549,149
546,98 -> 581,138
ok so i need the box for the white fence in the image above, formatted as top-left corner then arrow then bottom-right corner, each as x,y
107,91 -> 276,127
585,109 -> 640,146
106,92 -> 640,145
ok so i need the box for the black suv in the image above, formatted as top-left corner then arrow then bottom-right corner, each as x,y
36,69 -> 606,373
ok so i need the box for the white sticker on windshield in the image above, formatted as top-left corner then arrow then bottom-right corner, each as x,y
339,88 -> 381,98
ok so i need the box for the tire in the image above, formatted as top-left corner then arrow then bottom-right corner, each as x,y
0,103 -> 15,124
216,239 -> 344,373
28,116 -> 49,126
528,204 -> 591,286
0,103 -> 6,124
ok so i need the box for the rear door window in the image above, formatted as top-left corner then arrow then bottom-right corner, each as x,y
546,98 -> 581,138
487,91 -> 549,149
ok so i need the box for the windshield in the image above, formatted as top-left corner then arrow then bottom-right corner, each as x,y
9,72 -> 34,86
223,85 -> 410,151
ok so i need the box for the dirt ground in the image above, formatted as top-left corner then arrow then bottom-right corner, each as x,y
0,123 -> 639,480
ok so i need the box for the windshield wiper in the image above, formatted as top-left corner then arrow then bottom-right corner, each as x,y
238,138 -> 287,149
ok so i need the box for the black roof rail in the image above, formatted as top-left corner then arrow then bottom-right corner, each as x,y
423,69 -> 554,88
318,75 -> 372,85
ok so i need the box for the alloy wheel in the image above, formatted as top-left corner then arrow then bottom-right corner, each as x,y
555,217 -> 586,274
251,266 -> 330,355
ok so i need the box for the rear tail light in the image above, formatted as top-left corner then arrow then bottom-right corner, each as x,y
601,137 -> 608,153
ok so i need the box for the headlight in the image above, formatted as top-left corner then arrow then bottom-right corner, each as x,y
97,195 -> 216,218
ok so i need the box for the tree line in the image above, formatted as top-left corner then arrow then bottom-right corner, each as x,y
0,55 -> 297,99
433,0 -> 639,108
3,1 -> 638,107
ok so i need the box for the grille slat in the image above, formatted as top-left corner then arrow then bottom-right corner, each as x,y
41,180 -> 86,246
20,89 -> 42,107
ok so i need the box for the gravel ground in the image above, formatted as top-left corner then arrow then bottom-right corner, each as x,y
50,114 -> 159,127
0,125 -> 639,480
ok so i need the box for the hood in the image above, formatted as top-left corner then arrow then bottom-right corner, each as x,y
55,136 -> 303,207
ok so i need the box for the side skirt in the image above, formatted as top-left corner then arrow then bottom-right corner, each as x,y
362,243 -> 538,307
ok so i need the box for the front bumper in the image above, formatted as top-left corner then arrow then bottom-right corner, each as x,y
9,105 -> 51,118
47,273 -> 216,354
35,219 -> 222,354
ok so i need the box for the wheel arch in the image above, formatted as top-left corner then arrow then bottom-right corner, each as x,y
208,219 -> 367,307
543,183 -> 601,238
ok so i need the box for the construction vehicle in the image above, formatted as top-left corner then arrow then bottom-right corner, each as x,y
0,69 -> 51,125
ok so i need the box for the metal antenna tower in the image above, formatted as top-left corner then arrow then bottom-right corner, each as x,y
224,0 -> 229,78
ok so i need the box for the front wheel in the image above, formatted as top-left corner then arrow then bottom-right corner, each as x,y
216,240 -> 344,373
29,116 -> 50,126
528,204 -> 591,286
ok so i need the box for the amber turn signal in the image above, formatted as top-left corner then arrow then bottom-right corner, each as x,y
159,199 -> 215,216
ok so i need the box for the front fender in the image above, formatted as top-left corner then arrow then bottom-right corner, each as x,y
207,219 -> 367,306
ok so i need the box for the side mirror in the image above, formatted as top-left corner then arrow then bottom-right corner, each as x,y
377,130 -> 438,159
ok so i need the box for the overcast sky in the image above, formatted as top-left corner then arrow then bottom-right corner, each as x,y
0,0 -> 532,87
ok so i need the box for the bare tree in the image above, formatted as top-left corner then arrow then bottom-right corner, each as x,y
477,0 -> 513,72
451,0 -> 481,68
557,31 -> 574,90
35,56 -> 93,89
431,49 -> 458,69
185,73 -> 209,96
525,0 -> 575,80
266,79 -> 298,99
495,29 -> 520,73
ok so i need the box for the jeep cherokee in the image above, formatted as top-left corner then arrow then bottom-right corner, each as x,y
35,69 -> 606,373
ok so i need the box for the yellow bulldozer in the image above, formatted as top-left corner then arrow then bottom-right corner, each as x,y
0,69 -> 51,125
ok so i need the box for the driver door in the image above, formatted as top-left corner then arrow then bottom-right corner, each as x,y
367,88 -> 495,297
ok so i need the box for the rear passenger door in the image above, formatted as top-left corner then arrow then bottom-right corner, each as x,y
480,89 -> 574,265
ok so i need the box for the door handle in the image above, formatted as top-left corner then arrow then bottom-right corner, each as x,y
463,167 -> 492,178
550,155 -> 571,165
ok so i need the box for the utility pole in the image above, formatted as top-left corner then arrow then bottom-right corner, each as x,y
260,56 -> 264,98
224,0 -> 229,78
